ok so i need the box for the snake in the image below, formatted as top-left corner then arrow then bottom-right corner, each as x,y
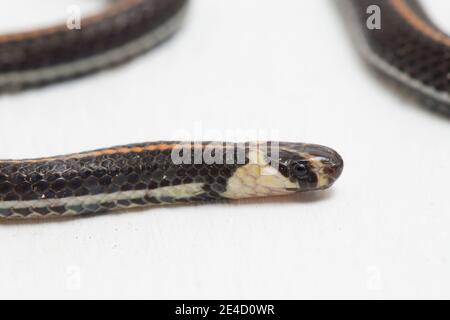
0,0 -> 448,219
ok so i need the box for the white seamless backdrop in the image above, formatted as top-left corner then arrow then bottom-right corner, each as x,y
0,0 -> 449,299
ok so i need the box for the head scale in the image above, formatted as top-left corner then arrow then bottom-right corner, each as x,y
274,142 -> 344,192
220,142 -> 343,200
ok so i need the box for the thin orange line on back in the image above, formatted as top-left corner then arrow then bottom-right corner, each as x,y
390,0 -> 450,46
0,0 -> 142,43
0,143 -> 240,164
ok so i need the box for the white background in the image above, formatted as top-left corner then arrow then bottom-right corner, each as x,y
0,0 -> 449,299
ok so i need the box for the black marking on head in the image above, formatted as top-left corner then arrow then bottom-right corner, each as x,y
273,150 -> 319,190
272,143 -> 343,191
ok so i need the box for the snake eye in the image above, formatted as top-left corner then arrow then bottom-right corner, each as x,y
291,161 -> 308,178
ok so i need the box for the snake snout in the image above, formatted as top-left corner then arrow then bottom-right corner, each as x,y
300,144 -> 344,188
326,151 -> 344,182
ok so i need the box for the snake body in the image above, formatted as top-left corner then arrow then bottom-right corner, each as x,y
0,142 -> 343,218
346,0 -> 450,115
0,0 -> 187,91
1,0 -> 449,218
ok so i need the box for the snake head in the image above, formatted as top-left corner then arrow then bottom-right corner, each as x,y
274,142 -> 344,192
219,142 -> 343,200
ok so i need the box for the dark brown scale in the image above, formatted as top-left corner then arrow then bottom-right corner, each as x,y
0,142 -> 250,217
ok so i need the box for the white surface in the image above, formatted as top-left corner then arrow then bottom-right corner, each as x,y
0,0 -> 449,299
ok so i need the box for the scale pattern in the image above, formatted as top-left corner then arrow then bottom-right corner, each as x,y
0,0 -> 187,91
0,142 -> 344,219
0,142 -> 246,218
348,0 -> 450,115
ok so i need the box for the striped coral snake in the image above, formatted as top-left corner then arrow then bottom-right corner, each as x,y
0,0 -> 448,218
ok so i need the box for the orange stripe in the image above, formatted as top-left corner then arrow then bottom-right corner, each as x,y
0,0 -> 142,43
390,0 -> 450,46
0,143 -> 240,164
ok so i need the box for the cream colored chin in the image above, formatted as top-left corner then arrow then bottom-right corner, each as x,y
221,150 -> 299,200
317,174 -> 329,189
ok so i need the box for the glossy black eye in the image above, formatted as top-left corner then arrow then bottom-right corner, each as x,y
291,161 -> 308,178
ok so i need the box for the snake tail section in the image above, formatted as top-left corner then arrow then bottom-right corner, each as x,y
345,0 -> 450,116
0,142 -> 343,219
0,0 -> 188,92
